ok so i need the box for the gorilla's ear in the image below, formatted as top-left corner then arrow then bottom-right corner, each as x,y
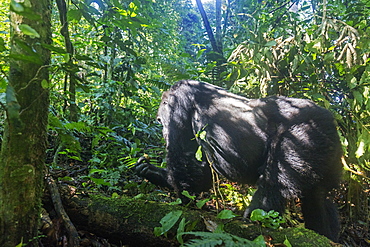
161,91 -> 170,103
157,91 -> 171,125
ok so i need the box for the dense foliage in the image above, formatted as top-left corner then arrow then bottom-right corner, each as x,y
0,0 -> 369,245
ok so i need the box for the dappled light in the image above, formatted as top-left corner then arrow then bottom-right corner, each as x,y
0,0 -> 368,246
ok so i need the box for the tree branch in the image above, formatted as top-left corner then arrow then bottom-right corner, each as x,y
46,176 -> 80,246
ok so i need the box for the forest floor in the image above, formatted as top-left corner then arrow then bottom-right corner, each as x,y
42,136 -> 370,246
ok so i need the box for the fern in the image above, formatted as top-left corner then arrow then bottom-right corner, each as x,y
184,237 -> 222,247
145,78 -> 172,90
64,121 -> 91,133
181,232 -> 265,247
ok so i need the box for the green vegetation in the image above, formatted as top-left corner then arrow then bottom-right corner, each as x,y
0,0 -> 369,246
250,209 -> 286,230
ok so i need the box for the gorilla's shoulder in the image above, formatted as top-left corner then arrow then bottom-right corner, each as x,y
171,80 -> 226,93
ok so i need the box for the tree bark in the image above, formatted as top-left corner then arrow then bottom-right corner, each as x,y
0,0 -> 51,246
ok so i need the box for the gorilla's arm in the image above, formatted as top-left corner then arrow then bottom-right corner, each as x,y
135,157 -> 173,189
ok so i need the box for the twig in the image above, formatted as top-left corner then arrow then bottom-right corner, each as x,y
0,101 -> 6,111
18,65 -> 51,92
342,157 -> 368,180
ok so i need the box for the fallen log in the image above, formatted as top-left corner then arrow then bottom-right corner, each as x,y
53,184 -> 337,247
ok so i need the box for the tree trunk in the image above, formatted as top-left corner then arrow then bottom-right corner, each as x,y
196,0 -> 226,84
215,0 -> 223,52
195,0 -> 219,54
0,0 -> 51,246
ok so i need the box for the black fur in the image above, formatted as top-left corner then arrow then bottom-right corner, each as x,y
136,80 -> 342,241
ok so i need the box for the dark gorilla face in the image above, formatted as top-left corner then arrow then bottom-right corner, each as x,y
157,91 -> 170,142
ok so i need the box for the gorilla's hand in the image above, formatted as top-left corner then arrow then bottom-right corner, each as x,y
135,156 -> 173,189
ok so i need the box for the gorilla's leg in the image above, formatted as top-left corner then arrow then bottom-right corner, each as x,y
243,182 -> 287,218
243,140 -> 288,218
325,199 -> 340,241
301,189 -> 339,242
135,157 -> 173,189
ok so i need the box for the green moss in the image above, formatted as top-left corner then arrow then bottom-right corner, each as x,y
10,164 -> 35,179
270,227 -> 332,247
224,220 -> 332,247
87,195 -> 208,234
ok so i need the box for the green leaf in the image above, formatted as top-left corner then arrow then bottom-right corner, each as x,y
111,192 -> 120,199
68,9 -> 82,22
19,24 -> 40,38
10,1 -> 41,20
250,209 -> 285,229
180,231 -> 265,246
196,198 -> 209,209
58,176 -> 73,181
90,177 -> 111,186
14,38 -> 35,54
180,52 -> 191,58
264,40 -> 276,47
15,239 -> 23,247
195,145 -> 203,161
63,53 -> 70,63
41,43 -> 67,54
64,121 -> 91,132
75,54 -> 93,60
0,37 -> 6,52
41,79 -> 49,89
9,53 -> 43,65
353,90 -> 363,106
176,217 -> 186,244
181,190 -> 196,200
250,209 -> 267,221
154,210 -> 183,236
196,49 -> 206,60
184,237 -> 223,246
169,198 -> 182,205
355,140 -> 365,158
348,76 -> 357,89
69,155 -> 82,161
198,130 -> 206,140
10,0 -> 24,12
217,210 -> 237,219
324,52 -> 334,63
283,236 -> 292,247
0,78 -> 7,92
253,235 -> 266,246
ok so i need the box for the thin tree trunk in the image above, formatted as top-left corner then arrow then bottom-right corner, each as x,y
215,0 -> 223,53
196,0 -> 220,54
56,0 -> 78,122
222,0 -> 231,39
0,0 -> 51,246
196,0 -> 226,84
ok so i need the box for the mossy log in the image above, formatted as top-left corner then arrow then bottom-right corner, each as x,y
60,186 -> 336,247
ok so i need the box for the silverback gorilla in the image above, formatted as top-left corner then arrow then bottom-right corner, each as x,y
136,80 -> 342,241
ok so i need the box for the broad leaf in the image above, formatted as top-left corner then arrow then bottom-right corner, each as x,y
19,24 -> 40,38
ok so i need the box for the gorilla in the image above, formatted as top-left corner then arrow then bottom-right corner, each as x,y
136,80 -> 342,241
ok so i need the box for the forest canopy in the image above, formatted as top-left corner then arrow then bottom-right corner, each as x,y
0,0 -> 369,246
